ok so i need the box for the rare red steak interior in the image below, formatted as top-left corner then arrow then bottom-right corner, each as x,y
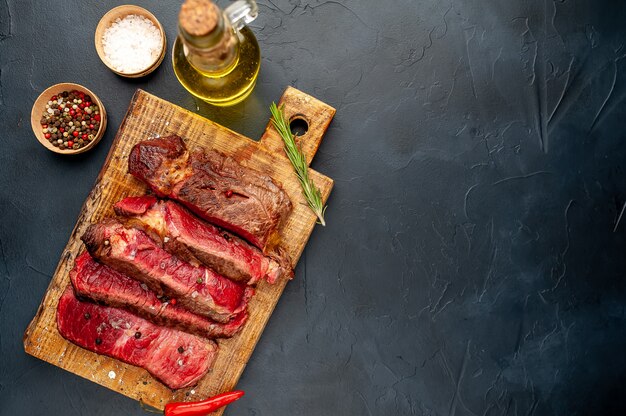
57,286 -> 218,390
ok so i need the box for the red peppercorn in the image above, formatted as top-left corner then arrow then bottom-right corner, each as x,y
40,89 -> 100,151
170,298 -> 177,305
225,190 -> 233,198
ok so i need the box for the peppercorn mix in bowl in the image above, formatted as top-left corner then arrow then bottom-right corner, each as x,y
95,5 -> 166,78
30,83 -> 107,154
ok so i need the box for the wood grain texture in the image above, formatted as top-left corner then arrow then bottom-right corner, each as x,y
23,87 -> 335,414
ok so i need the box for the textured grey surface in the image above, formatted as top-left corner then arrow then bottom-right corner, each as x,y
1,0 -> 626,415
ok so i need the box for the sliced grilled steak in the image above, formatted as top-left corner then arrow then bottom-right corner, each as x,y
128,135 -> 292,251
57,286 -> 217,390
82,219 -> 254,323
114,196 -> 290,285
70,251 -> 247,338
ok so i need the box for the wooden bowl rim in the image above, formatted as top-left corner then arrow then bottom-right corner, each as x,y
94,5 -> 166,78
30,83 -> 107,155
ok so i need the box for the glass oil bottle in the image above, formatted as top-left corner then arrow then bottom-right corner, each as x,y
173,0 -> 260,106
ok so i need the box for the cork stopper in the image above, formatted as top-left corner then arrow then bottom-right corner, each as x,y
179,0 -> 220,37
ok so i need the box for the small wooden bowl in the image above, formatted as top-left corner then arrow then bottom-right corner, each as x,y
31,83 -> 107,155
95,5 -> 166,78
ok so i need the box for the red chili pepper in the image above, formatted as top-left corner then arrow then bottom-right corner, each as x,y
164,390 -> 244,416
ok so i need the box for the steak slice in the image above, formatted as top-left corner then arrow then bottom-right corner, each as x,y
114,196 -> 291,285
70,251 -> 247,338
128,135 -> 292,251
82,219 -> 254,323
57,286 -> 217,390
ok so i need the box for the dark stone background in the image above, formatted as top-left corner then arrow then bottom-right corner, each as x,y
1,0 -> 625,415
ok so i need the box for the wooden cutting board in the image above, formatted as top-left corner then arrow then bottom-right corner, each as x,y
23,87 -> 335,414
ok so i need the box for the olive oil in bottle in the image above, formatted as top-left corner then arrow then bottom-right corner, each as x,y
173,0 -> 260,106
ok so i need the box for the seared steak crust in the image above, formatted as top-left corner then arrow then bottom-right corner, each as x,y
128,135 -> 292,251
70,251 -> 247,338
114,196 -> 290,284
82,219 -> 253,323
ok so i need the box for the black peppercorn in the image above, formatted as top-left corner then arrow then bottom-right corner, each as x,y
95,338 -> 102,345
178,346 -> 185,353
84,312 -> 91,319
134,331 -> 141,339
40,89 -> 100,150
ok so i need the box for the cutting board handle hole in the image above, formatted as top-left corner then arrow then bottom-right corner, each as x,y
289,116 -> 309,137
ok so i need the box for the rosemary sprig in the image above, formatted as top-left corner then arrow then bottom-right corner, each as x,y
270,102 -> 327,226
